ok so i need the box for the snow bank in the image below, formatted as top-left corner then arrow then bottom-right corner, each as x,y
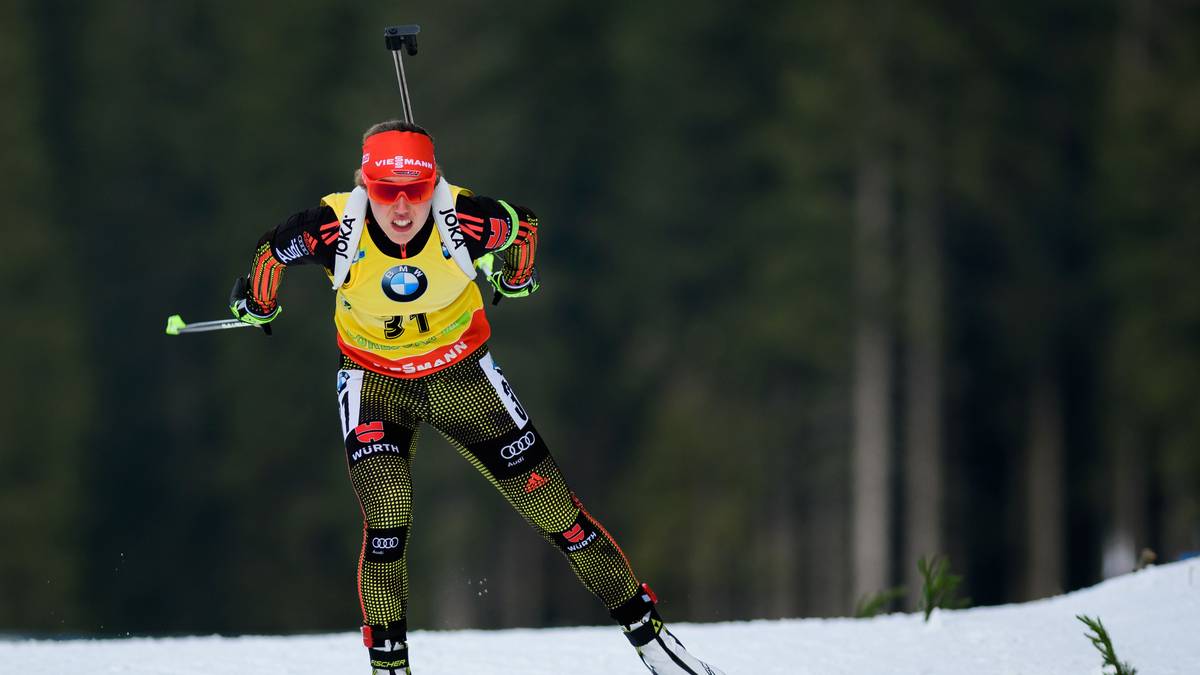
2,559 -> 1198,674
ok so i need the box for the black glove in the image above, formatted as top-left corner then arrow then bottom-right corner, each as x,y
229,276 -> 281,335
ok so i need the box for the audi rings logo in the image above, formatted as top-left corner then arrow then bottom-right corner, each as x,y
372,537 -> 401,550
500,431 -> 536,460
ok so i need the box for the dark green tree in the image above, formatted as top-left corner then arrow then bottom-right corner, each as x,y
0,0 -> 93,632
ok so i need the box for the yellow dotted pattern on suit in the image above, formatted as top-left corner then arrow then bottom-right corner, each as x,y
339,346 -> 640,629
345,358 -> 425,626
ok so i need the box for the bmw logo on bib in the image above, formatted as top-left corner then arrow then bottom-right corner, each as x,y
381,265 -> 428,302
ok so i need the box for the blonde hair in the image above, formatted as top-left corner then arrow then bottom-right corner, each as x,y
353,120 -> 438,188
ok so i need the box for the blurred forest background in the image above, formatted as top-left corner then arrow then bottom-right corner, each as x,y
2,0 -> 1198,636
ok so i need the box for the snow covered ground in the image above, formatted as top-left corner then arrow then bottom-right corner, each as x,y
3,558 -> 1198,675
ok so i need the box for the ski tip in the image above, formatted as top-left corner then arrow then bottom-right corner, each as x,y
165,314 -> 187,336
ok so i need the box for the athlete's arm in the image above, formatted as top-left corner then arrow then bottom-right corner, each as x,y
456,194 -> 540,296
496,208 -> 538,289
241,205 -> 341,315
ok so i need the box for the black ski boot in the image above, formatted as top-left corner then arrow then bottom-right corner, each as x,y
612,584 -> 726,675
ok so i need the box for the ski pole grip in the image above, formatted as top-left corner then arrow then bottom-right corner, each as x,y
385,25 -> 420,56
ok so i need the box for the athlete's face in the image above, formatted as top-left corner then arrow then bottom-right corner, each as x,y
370,191 -> 432,247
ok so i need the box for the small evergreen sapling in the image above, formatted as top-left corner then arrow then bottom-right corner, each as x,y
916,555 -> 970,622
854,586 -> 907,618
1077,614 -> 1138,675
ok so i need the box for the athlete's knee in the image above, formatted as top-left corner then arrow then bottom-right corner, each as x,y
346,420 -> 417,527
363,526 -> 409,563
461,423 -> 550,480
549,495 -> 609,555
505,462 -> 579,532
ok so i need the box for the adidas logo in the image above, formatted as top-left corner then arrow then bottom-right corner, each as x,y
524,472 -> 547,493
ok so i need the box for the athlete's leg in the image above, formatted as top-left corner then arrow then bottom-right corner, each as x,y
425,348 -> 642,612
336,361 -> 426,674
425,348 -> 727,674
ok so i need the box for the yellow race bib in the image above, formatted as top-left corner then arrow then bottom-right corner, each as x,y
321,189 -> 489,377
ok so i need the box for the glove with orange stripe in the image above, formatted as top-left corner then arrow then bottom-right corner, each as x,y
229,276 -> 281,334
477,253 -> 540,303
230,241 -> 285,333
480,207 -> 540,303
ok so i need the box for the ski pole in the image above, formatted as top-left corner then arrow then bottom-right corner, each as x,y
164,314 -> 259,336
171,28 -> 422,340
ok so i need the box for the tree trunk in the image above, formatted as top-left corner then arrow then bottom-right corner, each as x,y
852,146 -> 895,606
902,131 -> 944,608
1023,373 -> 1064,600
1102,421 -> 1145,577
765,408 -> 799,618
1100,0 -> 1153,581
1161,447 -> 1200,561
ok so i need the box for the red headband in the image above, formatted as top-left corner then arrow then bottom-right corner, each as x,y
361,131 -> 437,203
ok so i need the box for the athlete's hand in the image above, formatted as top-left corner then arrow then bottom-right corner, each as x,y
477,253 -> 538,305
488,268 -> 540,302
229,276 -> 281,334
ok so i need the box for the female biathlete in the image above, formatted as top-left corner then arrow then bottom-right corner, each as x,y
229,121 -> 724,675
